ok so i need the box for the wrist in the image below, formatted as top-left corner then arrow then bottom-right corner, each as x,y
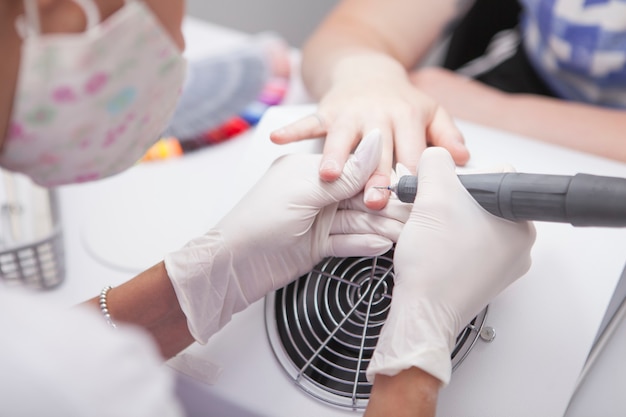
365,367 -> 441,417
367,296 -> 457,385
81,262 -> 195,358
164,230 -> 249,344
332,52 -> 408,84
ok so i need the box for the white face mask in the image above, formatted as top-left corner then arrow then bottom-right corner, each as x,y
1,0 -> 187,187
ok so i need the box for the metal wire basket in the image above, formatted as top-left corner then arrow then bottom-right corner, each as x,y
0,172 -> 65,290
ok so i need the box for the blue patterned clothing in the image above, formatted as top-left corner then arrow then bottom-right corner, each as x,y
519,0 -> 626,108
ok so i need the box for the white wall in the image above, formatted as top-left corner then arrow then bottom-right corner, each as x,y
186,0 -> 338,47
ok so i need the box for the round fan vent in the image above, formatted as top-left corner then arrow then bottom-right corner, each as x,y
265,248 -> 489,410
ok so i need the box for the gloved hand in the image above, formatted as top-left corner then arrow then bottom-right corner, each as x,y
164,130 -> 410,343
367,147 -> 536,385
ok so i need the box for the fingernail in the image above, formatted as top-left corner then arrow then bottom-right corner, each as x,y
320,159 -> 340,175
365,187 -> 385,204
452,138 -> 467,151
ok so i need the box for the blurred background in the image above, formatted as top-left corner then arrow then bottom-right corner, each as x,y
187,0 -> 338,47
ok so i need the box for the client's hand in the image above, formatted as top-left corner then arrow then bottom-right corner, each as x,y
270,55 -> 469,211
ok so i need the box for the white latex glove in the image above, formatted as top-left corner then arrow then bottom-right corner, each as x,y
165,130 -> 410,343
367,147 -> 536,385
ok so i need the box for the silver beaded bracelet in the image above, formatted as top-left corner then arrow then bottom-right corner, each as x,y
99,285 -> 117,329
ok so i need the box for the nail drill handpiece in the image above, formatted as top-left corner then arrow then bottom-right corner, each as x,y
380,173 -> 626,227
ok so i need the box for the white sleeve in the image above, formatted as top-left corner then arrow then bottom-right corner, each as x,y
0,288 -> 184,417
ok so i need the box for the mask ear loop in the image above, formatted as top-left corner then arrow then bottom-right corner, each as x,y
15,0 -> 101,39
72,0 -> 101,30
16,0 -> 41,38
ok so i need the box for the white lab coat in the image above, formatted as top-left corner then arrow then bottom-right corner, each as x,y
0,287 -> 184,417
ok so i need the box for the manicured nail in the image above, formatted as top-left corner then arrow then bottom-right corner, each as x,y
452,138 -> 468,151
365,187 -> 385,204
320,159 -> 340,175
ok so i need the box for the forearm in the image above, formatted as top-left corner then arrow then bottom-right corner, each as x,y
413,68 -> 626,162
82,261 -> 194,359
462,90 -> 626,162
365,367 -> 441,417
301,0 -> 466,99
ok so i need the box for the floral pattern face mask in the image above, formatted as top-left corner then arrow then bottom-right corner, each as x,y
1,0 -> 187,187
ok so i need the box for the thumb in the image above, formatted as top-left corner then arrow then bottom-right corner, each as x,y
415,147 -> 459,201
315,129 -> 382,203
